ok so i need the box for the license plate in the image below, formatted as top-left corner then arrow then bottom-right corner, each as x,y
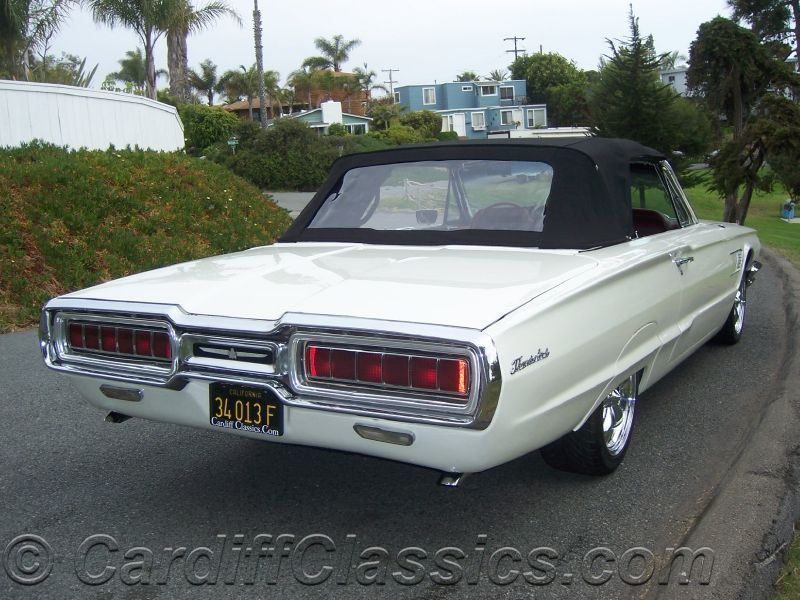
208,383 -> 283,437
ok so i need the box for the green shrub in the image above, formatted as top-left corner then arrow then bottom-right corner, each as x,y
371,124 -> 428,146
437,131 -> 460,141
399,110 -> 442,139
179,104 -> 240,155
326,123 -> 348,136
0,143 -> 292,331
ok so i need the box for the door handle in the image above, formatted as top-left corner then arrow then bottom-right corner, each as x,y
672,255 -> 694,275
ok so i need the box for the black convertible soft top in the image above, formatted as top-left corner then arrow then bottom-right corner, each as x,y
279,137 -> 666,250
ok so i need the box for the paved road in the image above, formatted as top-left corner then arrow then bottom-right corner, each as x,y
1,253 -> 798,599
266,192 -> 315,218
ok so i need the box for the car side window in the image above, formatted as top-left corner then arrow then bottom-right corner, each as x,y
629,163 -> 681,237
658,162 -> 696,227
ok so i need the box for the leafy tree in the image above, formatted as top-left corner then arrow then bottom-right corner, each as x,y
0,0 -> 76,79
510,52 -> 586,103
188,58 -> 223,104
398,110 -> 441,139
455,70 -> 479,82
166,1 -> 239,102
179,102 -> 238,153
591,8 -> 681,152
487,68 -> 508,81
302,34 -> 360,72
728,0 -> 799,65
688,16 -> 797,221
27,51 -> 97,86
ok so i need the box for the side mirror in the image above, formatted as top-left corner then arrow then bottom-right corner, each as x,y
415,209 -> 438,225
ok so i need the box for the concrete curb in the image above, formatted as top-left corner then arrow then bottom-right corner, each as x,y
655,248 -> 800,599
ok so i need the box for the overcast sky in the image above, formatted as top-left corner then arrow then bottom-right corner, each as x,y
53,0 -> 732,92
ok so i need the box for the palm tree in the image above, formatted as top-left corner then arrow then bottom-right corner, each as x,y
109,48 -> 147,92
487,69 -> 508,81
455,70 -> 479,82
1,0 -> 76,79
302,34 -> 360,72
187,58 -> 222,104
288,66 -> 315,109
166,0 -> 240,102
352,63 -> 388,108
221,65 -> 258,119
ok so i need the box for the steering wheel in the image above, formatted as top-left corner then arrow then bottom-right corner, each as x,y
471,202 -> 530,229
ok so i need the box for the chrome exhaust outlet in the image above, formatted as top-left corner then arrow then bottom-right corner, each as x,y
439,472 -> 469,487
105,411 -> 132,424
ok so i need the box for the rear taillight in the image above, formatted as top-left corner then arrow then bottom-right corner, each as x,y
305,344 -> 470,398
67,322 -> 172,361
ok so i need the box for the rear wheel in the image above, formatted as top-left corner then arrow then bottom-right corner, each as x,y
541,373 -> 638,475
714,272 -> 747,345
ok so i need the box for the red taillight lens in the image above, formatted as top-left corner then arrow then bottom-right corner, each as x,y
134,330 -> 152,357
84,325 -> 100,350
117,328 -> 134,354
152,332 -> 172,360
330,349 -> 356,380
410,357 -> 438,389
357,352 -> 382,383
66,321 -> 171,362
382,354 -> 409,386
304,344 -> 469,398
438,358 -> 469,395
69,323 -> 83,348
101,327 -> 116,352
307,346 -> 331,378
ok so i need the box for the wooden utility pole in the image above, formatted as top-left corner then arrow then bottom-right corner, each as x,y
253,0 -> 267,128
504,36 -> 526,60
382,68 -> 399,98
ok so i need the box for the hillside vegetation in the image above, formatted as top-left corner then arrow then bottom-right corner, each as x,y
0,144 -> 293,332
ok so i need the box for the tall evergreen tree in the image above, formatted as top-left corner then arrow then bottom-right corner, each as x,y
591,7 -> 679,152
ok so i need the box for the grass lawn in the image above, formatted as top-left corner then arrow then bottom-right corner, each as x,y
683,172 -> 800,266
683,174 -> 800,599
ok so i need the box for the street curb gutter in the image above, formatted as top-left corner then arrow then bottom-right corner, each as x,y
657,249 -> 800,599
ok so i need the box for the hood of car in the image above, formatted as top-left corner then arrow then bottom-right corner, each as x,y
65,243 -> 598,330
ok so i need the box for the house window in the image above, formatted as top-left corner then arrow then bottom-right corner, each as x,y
500,110 -> 514,125
394,92 -> 400,104
480,85 -> 497,96
443,115 -> 455,132
422,87 -> 436,105
471,112 -> 486,130
668,75 -> 675,82
500,86 -> 514,101
346,124 -> 367,135
526,108 -> 546,128
462,85 -> 472,92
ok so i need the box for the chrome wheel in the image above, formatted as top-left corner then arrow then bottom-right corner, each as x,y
732,277 -> 747,336
601,375 -> 637,457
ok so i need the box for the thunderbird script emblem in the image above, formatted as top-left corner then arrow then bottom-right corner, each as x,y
510,349 -> 550,375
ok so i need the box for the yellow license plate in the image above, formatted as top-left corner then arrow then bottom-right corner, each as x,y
208,383 -> 283,437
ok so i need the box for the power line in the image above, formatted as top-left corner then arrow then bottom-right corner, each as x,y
504,36 -> 526,61
382,68 -> 400,98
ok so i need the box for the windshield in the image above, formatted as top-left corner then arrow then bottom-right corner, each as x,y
308,160 -> 554,232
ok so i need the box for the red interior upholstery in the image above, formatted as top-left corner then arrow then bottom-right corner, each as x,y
632,208 -> 677,237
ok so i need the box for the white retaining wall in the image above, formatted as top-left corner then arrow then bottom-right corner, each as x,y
0,80 -> 184,151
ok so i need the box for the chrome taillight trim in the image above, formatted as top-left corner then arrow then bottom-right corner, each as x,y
40,299 -> 503,429
289,334 -> 480,417
52,312 -> 178,379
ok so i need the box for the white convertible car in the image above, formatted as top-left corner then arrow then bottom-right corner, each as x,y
39,138 -> 761,484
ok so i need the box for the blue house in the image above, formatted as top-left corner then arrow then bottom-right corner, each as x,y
394,80 -> 547,139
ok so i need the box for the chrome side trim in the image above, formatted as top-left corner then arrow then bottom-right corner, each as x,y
39,299 -> 503,430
